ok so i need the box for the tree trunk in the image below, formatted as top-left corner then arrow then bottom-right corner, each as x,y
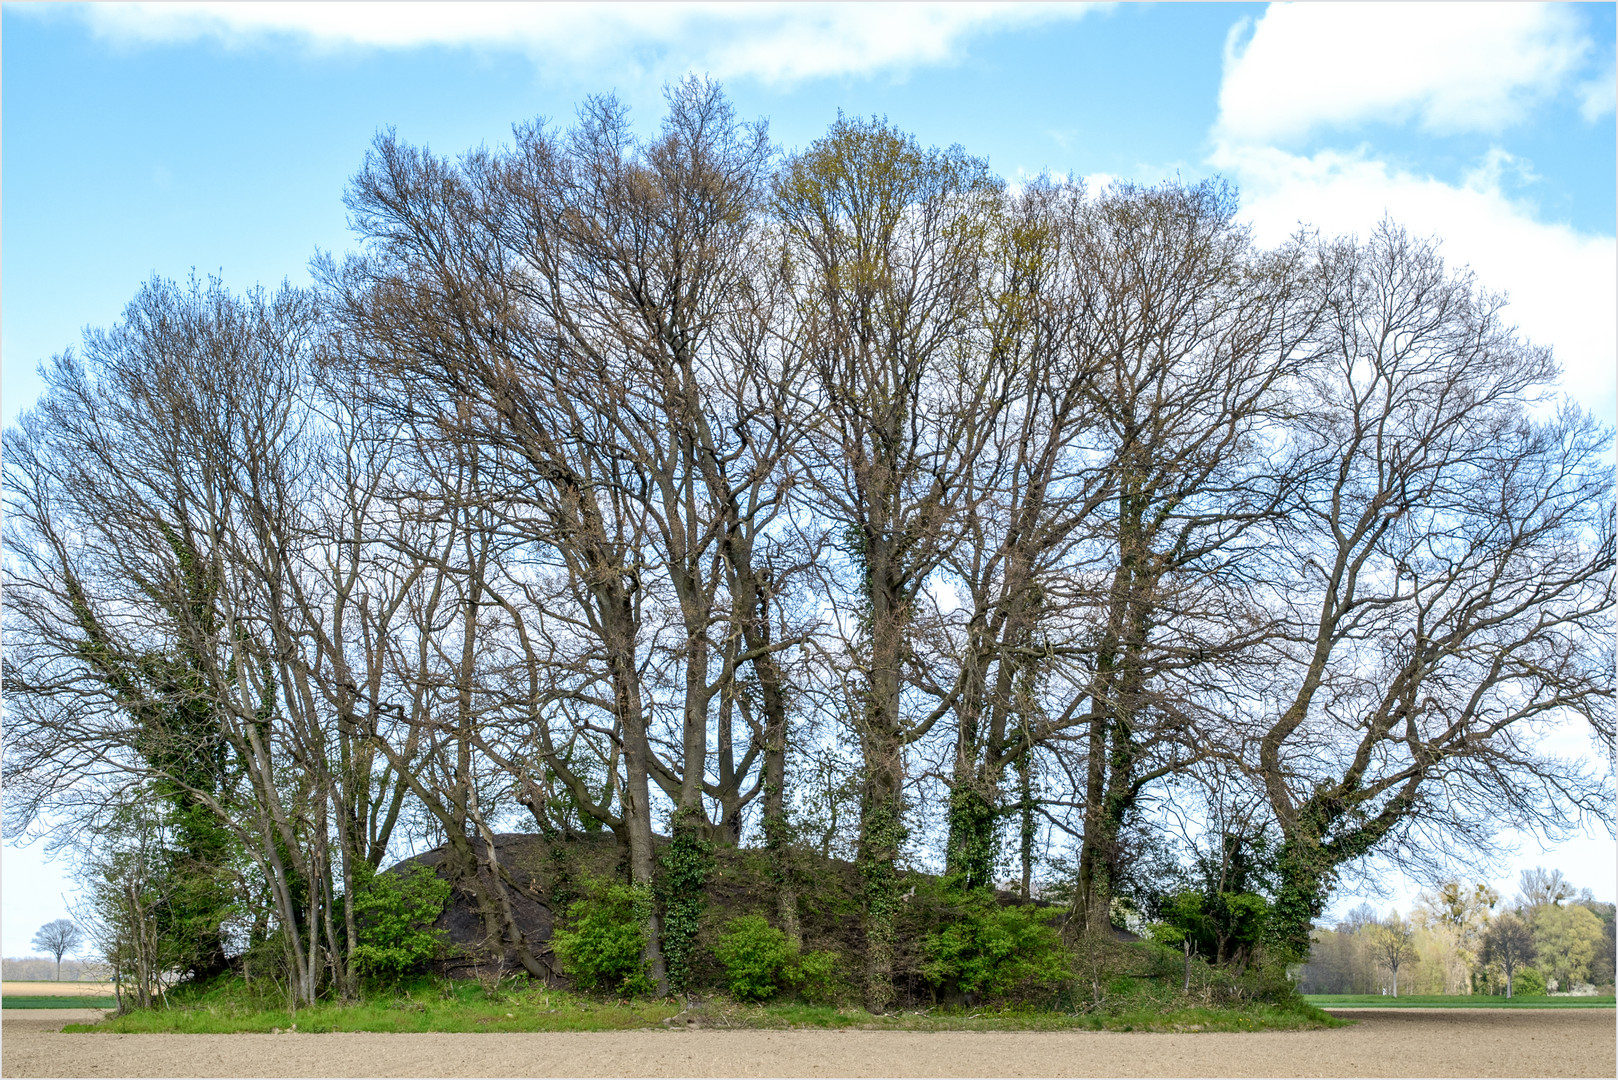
858,567 -> 906,1013
731,554 -> 800,942
609,622 -> 666,995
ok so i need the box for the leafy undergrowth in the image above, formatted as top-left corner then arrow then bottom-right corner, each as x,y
63,976 -> 1343,1034
1306,993 -> 1616,1009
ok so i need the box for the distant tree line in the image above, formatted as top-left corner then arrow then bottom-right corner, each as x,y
1299,868 -> 1616,997
4,81 -> 1613,1010
1,956 -> 109,983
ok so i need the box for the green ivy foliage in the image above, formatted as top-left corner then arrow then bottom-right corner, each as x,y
550,878 -> 655,998
656,812 -> 714,994
857,796 -> 907,1011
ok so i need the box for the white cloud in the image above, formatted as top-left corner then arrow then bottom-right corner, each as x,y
1218,3 -> 1593,144
1577,65 -> 1618,122
1211,140 -> 1617,418
71,1 -> 1100,85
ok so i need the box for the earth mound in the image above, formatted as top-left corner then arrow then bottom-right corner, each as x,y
393,832 -> 1086,993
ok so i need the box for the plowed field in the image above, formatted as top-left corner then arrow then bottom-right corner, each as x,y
3,1007 -> 1613,1077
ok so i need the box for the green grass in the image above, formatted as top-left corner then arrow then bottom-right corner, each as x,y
1306,994 -> 1616,1009
60,977 -> 1344,1034
655,997 -> 1343,1033
3,996 -> 118,1009
63,984 -> 679,1034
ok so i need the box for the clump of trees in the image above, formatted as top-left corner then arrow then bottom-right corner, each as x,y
4,80 -> 1613,1012
1299,868 -> 1617,996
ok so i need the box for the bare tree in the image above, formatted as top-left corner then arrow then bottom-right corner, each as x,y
1517,866 -> 1581,909
1370,914 -> 1417,997
2,276 -> 360,1002
1236,223 -> 1615,959
31,919 -> 82,981
931,176 -> 1109,894
775,115 -> 1006,1012
1481,912 -> 1537,998
324,81 -> 815,994
1045,180 -> 1319,933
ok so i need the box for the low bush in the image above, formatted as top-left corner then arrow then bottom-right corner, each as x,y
789,948 -> 851,1005
921,889 -> 1069,1002
714,915 -> 795,1001
1509,966 -> 1547,997
712,914 -> 854,1004
550,878 -> 655,997
350,863 -> 451,983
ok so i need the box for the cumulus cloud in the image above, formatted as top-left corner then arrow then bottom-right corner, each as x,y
1208,3 -> 1615,419
70,1 -> 1099,85
1577,65 -> 1618,122
1210,140 -> 1617,417
1218,3 -> 1594,143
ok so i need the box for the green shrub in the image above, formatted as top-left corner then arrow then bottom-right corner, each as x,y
789,949 -> 851,1005
1153,887 -> 1270,970
714,915 -> 796,1001
1510,966 -> 1547,997
550,879 -> 655,998
350,863 -> 451,982
921,891 -> 1069,1001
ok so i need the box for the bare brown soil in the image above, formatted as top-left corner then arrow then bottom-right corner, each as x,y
3,1008 -> 1614,1077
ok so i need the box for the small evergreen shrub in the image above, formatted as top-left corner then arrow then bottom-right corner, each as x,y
714,914 -> 796,1001
921,890 -> 1069,1001
351,863 -> 451,982
551,878 -> 655,998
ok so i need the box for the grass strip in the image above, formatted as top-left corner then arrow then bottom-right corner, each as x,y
3,996 -> 118,1010
62,984 -> 1344,1034
1307,1003 -> 1611,1010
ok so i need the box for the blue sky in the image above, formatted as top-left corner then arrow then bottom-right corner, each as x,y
3,1 -> 1615,956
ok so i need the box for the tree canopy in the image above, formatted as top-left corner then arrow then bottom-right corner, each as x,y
4,82 -> 1612,1009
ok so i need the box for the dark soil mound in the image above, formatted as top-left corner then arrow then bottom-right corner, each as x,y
394,832 -> 867,983
392,832 -> 1123,992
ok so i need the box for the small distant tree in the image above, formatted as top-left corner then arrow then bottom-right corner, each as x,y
1370,915 -> 1418,997
1481,913 -> 1537,998
1517,867 -> 1579,910
31,919 -> 82,981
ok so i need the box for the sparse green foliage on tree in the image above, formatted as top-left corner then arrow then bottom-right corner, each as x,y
1369,915 -> 1418,998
